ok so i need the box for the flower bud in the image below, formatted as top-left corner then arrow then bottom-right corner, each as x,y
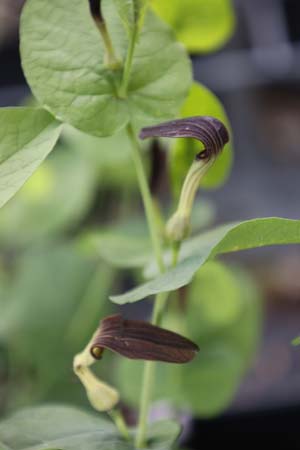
73,364 -> 119,412
73,329 -> 119,412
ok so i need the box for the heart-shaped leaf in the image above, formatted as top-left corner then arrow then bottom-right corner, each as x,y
21,0 -> 191,137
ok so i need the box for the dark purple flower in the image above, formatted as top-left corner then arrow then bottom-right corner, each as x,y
90,314 -> 199,364
140,116 -> 229,160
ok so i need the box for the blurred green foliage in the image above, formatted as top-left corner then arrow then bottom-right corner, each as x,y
152,0 -> 235,53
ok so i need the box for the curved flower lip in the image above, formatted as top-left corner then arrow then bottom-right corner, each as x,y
139,116 -> 229,160
90,314 -> 199,364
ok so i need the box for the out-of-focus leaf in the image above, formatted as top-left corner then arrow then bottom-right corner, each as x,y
117,267 -> 261,417
187,261 -> 243,332
0,244 -> 113,407
0,144 -> 96,246
111,218 -> 300,304
152,0 -> 235,53
189,199 -> 216,233
82,215 -> 152,268
0,107 -> 61,209
0,405 -> 180,450
82,199 -> 215,270
169,83 -> 233,197
85,230 -> 152,269
62,126 -> 138,190
21,0 -> 191,137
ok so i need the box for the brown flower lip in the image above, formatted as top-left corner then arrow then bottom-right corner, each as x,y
139,116 -> 229,160
90,314 -> 199,364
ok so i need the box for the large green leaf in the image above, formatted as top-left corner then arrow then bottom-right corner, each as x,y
117,266 -> 261,417
152,0 -> 235,53
0,405 -> 180,450
169,82 -> 233,197
110,218 -> 300,304
0,108 -> 61,209
21,0 -> 191,137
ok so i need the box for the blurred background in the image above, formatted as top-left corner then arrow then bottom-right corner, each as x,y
0,0 -> 300,442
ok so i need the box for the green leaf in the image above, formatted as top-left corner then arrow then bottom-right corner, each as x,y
169,82 -> 233,197
117,267 -> 261,417
0,405 -> 180,450
0,142 -> 96,246
21,0 -> 191,137
0,107 -> 61,209
110,218 -> 300,304
152,0 -> 235,53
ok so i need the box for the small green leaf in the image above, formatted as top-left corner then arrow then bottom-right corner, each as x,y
0,405 -> 180,450
152,0 -> 235,53
0,107 -> 61,209
110,218 -> 300,304
21,0 -> 191,137
170,82 -> 233,197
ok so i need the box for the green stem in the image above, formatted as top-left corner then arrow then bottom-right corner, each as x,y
109,409 -> 131,441
135,292 -> 169,448
171,242 -> 181,268
126,124 -> 165,273
120,26 -> 139,97
127,124 -> 171,447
